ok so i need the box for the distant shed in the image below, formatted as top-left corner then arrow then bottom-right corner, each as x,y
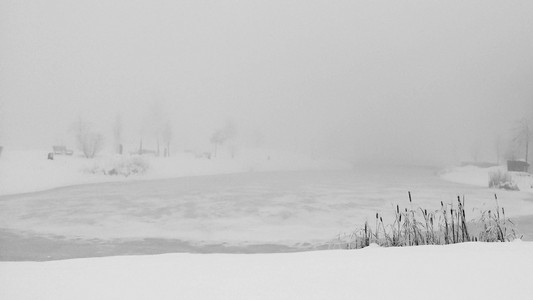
507,160 -> 530,172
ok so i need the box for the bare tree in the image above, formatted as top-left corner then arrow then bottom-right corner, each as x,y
512,118 -> 532,163
142,100 -> 168,156
210,120 -> 238,158
0,101 -> 3,158
210,129 -> 226,158
72,117 -> 105,159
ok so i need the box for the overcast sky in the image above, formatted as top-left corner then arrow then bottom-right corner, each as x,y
1,0 -> 532,164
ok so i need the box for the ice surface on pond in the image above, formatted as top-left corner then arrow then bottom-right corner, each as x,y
1,166 -> 532,247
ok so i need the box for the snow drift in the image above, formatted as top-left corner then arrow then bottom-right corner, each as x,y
1,242 -> 532,300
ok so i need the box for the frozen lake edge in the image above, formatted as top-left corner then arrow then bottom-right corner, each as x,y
2,167 -> 533,261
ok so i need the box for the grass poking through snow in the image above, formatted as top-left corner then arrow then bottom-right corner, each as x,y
334,192 -> 520,249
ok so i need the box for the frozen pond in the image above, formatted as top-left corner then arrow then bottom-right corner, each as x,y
1,166 -> 533,260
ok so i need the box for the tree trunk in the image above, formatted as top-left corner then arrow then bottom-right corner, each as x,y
526,123 -> 530,164
526,138 -> 529,164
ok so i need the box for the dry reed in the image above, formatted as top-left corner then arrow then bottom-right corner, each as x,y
334,192 -> 520,249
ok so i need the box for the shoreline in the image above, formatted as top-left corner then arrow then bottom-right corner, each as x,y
0,149 -> 350,197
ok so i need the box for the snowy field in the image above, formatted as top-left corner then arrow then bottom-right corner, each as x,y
2,242 -> 533,300
0,148 -> 348,196
2,151 -> 533,299
2,163 -> 533,260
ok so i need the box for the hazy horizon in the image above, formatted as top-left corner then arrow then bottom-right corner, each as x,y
1,0 -> 532,165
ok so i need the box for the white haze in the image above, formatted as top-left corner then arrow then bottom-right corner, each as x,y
1,0 -> 532,165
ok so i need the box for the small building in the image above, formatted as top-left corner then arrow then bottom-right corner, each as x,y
507,160 -> 530,172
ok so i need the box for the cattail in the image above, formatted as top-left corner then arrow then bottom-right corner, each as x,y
450,208 -> 455,243
494,193 -> 498,200
408,191 -> 412,203
441,201 -> 444,207
341,196 -> 518,248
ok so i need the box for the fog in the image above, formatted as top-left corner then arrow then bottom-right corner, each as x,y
1,0 -> 532,165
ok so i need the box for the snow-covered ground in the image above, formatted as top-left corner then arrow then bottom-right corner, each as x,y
3,165 -> 533,252
2,242 -> 532,300
2,153 -> 533,299
0,148 -> 349,196
440,164 -> 533,193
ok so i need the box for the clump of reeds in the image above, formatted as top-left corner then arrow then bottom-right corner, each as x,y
489,170 -> 519,191
333,192 -> 520,249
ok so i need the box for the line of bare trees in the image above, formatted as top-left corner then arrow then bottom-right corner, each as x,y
70,99 -> 175,159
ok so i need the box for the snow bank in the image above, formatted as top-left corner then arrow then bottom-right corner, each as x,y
0,149 -> 349,196
1,242 -> 532,300
440,165 -> 533,193
439,165 -> 501,187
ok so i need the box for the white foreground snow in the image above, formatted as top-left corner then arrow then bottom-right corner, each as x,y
2,242 -> 532,300
2,152 -> 533,300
